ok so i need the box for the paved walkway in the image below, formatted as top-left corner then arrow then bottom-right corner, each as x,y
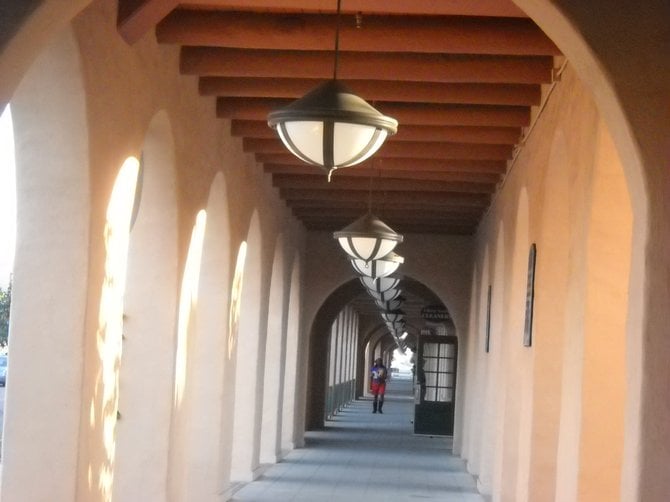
233,375 -> 484,501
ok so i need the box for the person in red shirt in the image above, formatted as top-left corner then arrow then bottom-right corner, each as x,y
370,358 -> 388,413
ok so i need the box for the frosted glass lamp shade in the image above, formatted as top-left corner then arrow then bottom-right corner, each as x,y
360,276 -> 401,293
334,213 -> 403,262
386,320 -> 406,332
380,310 -> 405,323
368,288 -> 402,303
375,297 -> 404,311
350,252 -> 404,279
268,80 -> 398,177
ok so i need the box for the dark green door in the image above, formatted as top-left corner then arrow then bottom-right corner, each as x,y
414,335 -> 458,436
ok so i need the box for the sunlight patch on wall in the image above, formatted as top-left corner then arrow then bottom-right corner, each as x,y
90,157 -> 139,500
228,242 -> 247,359
173,210 -> 207,407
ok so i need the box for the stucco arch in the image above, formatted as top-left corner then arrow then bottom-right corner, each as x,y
511,1 -> 664,497
526,129 -> 569,501
281,253 -> 302,451
496,188 -> 532,501
260,233 -> 288,464
576,118 -> 632,501
461,246 -> 489,470
2,25 -> 90,502
168,209 -> 207,501
231,210 -> 265,482
175,172 -> 234,499
478,222 -> 505,495
114,110 -> 178,501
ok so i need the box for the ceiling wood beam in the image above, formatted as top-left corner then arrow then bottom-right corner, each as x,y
117,0 -> 178,43
255,154 -> 508,174
218,98 -> 530,127
286,199 -> 486,213
298,218 -> 478,232
295,215 -> 481,228
297,214 -> 480,224
291,206 -> 482,219
271,173 -> 496,193
201,78 -> 542,106
297,219 -> 478,235
303,221 -> 475,235
181,47 -> 554,85
233,120 -> 522,144
176,0 -> 527,18
263,164 -> 501,184
280,188 -> 490,207
246,138 -> 513,160
158,10 -> 559,55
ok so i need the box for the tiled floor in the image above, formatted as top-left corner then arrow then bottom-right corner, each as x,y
232,376 -> 484,501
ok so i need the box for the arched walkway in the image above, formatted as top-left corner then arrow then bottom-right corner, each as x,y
234,377 -> 484,501
0,2 -> 667,501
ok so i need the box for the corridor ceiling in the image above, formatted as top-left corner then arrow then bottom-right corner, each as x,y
118,0 -> 561,235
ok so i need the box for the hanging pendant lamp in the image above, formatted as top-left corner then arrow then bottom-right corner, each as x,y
350,252 -> 404,279
375,297 -> 404,311
386,319 -> 406,332
267,0 -> 397,180
368,288 -> 402,303
360,276 -> 400,293
335,212 -> 403,262
380,310 -> 405,323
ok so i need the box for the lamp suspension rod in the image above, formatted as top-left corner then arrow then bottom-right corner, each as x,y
367,170 -> 373,214
333,0 -> 342,80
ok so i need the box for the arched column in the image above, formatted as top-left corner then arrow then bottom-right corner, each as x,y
461,248 -> 488,474
175,172 -> 233,500
260,235 -> 287,464
576,118 -> 631,501
168,210 -> 208,501
478,224 -> 505,495
113,111 -> 178,501
230,211 -> 265,482
2,26 -> 89,502
526,131 -> 569,501
281,254 -> 302,451
496,189 -> 531,502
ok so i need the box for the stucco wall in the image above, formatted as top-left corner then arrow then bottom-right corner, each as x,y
460,64 -> 633,501
2,0 -> 306,500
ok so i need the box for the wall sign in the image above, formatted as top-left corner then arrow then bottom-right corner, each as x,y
421,305 -> 451,321
523,243 -> 537,347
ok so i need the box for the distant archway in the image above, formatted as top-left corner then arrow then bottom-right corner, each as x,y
305,275 -> 450,430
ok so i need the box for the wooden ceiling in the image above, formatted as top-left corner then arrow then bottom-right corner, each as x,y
117,0 -> 560,235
